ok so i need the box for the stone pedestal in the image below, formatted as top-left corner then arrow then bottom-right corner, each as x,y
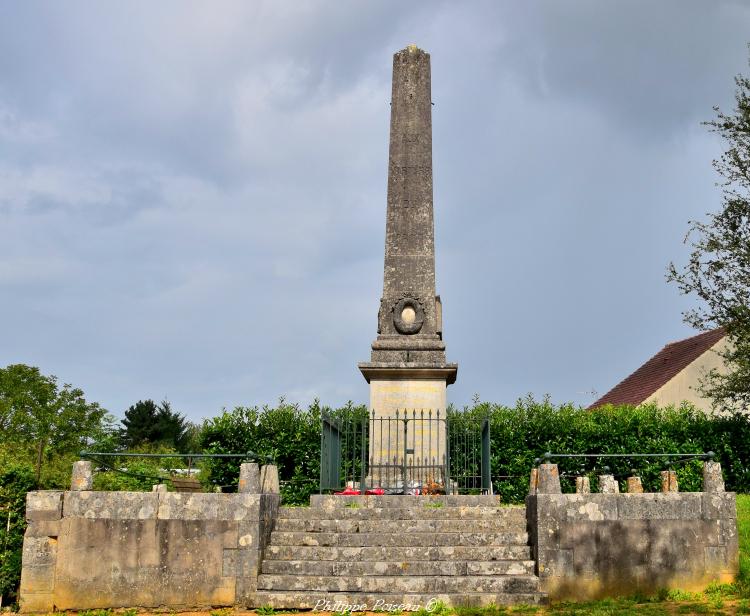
537,464 -> 562,494
626,476 -> 644,493
575,476 -> 591,494
71,461 -> 93,491
598,474 -> 619,493
360,368 -> 455,488
661,470 -> 679,492
703,461 -> 725,493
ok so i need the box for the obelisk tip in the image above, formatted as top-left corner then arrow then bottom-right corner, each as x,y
407,44 -> 418,52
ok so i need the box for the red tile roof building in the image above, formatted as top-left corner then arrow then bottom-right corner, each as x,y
589,328 -> 727,409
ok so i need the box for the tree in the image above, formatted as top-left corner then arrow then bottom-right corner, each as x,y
0,364 -> 107,486
120,399 -> 191,452
668,57 -> 750,411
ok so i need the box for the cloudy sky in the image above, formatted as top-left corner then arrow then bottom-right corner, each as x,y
2,1 -> 749,421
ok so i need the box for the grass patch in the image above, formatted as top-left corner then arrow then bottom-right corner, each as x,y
738,494 -> 750,588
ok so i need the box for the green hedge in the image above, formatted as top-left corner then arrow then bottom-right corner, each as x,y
197,398 -> 750,505
477,397 -> 750,502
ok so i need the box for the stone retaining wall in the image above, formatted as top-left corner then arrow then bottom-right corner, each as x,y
526,463 -> 739,600
20,464 -> 279,612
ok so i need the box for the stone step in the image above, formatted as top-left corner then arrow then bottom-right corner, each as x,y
310,495 -> 505,508
261,559 -> 536,576
269,531 -> 528,547
257,574 -> 541,594
251,591 -> 548,609
274,517 -> 526,533
263,544 -> 533,561
279,505 -> 526,520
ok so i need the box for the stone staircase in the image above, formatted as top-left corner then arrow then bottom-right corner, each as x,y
253,495 -> 547,608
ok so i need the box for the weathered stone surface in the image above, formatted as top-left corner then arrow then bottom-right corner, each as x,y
279,504 -> 524,519
268,530 -> 528,547
575,476 -> 590,494
617,493 -> 701,520
661,470 -> 679,492
358,44 -> 457,401
158,492 -> 260,520
528,491 -> 739,601
274,517 -> 525,533
263,544 -> 532,562
261,559 -> 534,576
25,490 -> 63,522
64,490 -> 158,519
251,591 -> 547,609
19,535 -> 58,612
52,518 -> 237,610
21,489 -> 281,611
257,574 -> 540,594
626,477 -> 643,493
152,483 -> 167,493
537,464 -> 561,494
529,468 -> 539,495
70,460 -> 93,491
260,465 -> 279,494
239,462 -> 260,493
255,494 -> 542,608
310,494 -> 503,508
703,461 -> 725,493
702,492 -> 737,520
598,474 -> 619,493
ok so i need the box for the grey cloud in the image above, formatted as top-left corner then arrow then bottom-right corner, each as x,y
1,1 -> 748,419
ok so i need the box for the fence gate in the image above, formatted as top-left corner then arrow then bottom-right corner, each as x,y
319,409 -> 492,494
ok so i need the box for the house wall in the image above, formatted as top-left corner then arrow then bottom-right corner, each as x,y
645,338 -> 728,411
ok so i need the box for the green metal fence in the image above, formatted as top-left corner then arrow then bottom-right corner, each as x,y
320,409 -> 491,494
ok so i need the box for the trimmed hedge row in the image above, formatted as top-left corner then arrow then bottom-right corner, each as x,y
197,398 -> 750,505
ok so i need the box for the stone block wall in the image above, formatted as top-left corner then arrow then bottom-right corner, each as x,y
526,490 -> 738,600
20,465 -> 280,612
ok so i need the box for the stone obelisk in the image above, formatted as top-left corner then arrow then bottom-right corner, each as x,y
359,45 -> 457,486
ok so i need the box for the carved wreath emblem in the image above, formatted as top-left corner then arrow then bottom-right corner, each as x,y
392,293 -> 425,335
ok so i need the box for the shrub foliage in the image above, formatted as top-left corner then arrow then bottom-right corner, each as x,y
196,397 -> 750,505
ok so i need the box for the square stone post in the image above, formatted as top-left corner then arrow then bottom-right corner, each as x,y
660,470 -> 679,492
537,464 -> 561,494
626,476 -> 644,493
598,474 -> 619,493
70,460 -> 92,491
239,463 -> 260,493
703,460 -> 725,493
575,476 -> 591,494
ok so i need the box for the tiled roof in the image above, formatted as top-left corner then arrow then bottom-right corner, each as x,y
588,328 -> 726,409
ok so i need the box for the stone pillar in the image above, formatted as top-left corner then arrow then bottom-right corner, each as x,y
575,476 -> 591,494
626,476 -> 644,493
703,461 -> 725,493
660,470 -> 679,492
19,491 -> 64,613
537,464 -> 561,494
260,465 -> 279,494
70,460 -> 93,491
239,462 -> 260,493
598,474 -> 619,493
528,468 -> 539,495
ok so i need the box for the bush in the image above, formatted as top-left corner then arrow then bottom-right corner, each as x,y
0,458 -> 36,608
197,397 -> 750,504
198,399 -> 341,504
476,397 -> 750,503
